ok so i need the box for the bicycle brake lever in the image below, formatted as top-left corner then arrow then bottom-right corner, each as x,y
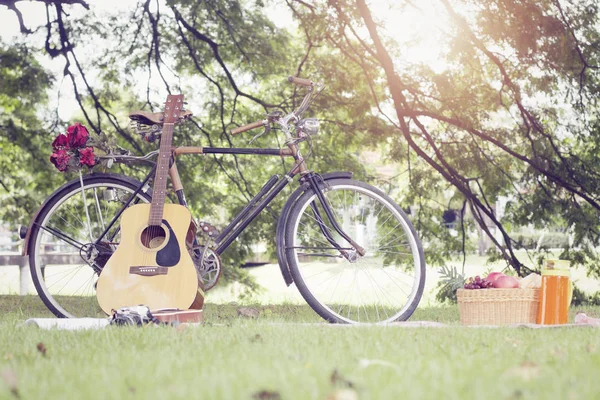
248,124 -> 271,144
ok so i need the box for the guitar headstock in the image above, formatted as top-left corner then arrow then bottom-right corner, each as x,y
163,94 -> 185,124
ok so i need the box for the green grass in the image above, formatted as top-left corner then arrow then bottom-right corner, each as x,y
1,296 -> 600,399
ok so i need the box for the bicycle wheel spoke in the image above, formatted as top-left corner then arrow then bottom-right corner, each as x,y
375,218 -> 402,246
93,187 -> 106,232
297,222 -> 336,247
72,273 -> 97,297
46,265 -> 87,295
361,267 -> 387,321
55,209 -> 87,239
303,208 -> 335,235
38,225 -> 85,249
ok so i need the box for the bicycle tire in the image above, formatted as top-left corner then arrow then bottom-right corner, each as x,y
27,173 -> 152,318
284,178 -> 425,324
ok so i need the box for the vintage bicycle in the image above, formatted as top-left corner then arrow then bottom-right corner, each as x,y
21,76 -> 426,324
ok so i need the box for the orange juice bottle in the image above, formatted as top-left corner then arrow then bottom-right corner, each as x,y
536,260 -> 572,325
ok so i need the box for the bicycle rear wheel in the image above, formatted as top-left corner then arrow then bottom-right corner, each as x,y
284,178 -> 425,324
27,173 -> 151,318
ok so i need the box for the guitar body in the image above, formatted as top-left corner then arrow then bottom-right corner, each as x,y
96,203 -> 200,314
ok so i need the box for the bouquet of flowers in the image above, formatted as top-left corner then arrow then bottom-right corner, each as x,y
50,123 -> 97,172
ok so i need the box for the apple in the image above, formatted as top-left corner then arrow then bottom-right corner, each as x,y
486,272 -> 504,283
493,275 -> 519,289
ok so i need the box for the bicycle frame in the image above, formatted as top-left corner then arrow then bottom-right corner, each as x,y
92,142 -> 363,259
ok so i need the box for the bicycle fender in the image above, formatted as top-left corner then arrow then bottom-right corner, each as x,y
22,173 -> 148,256
276,171 -> 353,286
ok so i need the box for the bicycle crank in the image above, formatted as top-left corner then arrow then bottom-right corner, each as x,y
191,246 -> 222,291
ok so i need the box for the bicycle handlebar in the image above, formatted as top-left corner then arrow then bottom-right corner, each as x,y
230,119 -> 267,135
231,76 -> 320,137
288,76 -> 313,86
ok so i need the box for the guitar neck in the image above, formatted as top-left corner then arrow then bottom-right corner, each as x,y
149,122 -> 174,226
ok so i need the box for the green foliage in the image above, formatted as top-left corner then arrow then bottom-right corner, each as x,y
435,264 -> 466,304
513,231 -> 571,250
0,41 -> 67,229
571,285 -> 600,306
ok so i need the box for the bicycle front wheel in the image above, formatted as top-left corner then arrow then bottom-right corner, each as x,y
284,178 -> 425,324
27,173 -> 152,318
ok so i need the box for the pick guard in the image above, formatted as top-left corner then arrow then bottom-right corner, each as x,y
156,220 -> 180,267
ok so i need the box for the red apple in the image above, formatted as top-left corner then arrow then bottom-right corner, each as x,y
486,272 -> 505,283
493,275 -> 519,289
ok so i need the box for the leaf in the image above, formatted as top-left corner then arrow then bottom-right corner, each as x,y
250,334 -> 263,343
437,264 -> 466,289
251,390 -> 280,400
504,361 -> 540,381
36,342 -> 47,357
1,368 -> 19,399
330,369 -> 355,389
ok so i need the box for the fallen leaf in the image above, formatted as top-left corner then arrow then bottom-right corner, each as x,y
1,368 -> 19,399
551,347 -> 566,360
36,343 -> 47,357
237,307 -> 260,318
330,369 -> 355,389
586,343 -> 597,353
568,390 -> 578,400
250,334 -> 262,343
251,389 -> 280,400
509,389 -> 523,399
504,361 -> 540,381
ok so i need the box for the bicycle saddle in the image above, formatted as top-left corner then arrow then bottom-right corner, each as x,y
129,109 -> 193,125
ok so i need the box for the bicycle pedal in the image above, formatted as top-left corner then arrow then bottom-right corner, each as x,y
197,221 -> 220,238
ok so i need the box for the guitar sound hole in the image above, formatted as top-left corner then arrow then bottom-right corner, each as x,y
141,225 -> 167,249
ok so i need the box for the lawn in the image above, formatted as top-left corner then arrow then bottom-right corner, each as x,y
1,296 -> 600,399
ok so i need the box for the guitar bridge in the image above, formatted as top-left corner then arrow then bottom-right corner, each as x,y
129,266 -> 169,276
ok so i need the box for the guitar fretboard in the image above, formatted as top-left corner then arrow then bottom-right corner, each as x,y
149,96 -> 183,226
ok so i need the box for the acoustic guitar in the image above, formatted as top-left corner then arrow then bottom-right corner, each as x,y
96,94 -> 202,314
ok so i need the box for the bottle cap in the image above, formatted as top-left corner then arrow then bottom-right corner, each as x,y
543,259 -> 570,276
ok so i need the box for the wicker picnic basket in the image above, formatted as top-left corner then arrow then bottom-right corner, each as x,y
457,288 -> 540,325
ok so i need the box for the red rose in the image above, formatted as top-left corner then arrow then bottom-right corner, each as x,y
66,123 -> 89,148
50,149 -> 71,172
79,147 -> 96,167
52,134 -> 68,150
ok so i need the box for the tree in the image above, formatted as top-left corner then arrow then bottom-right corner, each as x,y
3,0 -> 600,288
0,41 -> 65,227
0,0 -> 371,290
288,0 -> 600,277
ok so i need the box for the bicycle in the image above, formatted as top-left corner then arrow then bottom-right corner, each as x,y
21,76 -> 426,324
